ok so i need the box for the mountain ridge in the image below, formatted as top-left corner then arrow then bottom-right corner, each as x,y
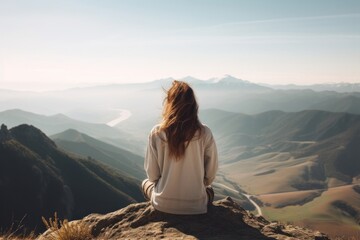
201,109 -> 360,188
51,129 -> 145,179
0,109 -> 144,153
260,82 -> 360,92
2,76 -> 359,93
0,124 -> 143,233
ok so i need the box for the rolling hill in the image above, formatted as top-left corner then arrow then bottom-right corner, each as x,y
257,185 -> 360,238
200,109 -> 360,238
51,129 -> 146,180
0,124 -> 143,233
201,109 -> 360,189
0,109 -> 145,153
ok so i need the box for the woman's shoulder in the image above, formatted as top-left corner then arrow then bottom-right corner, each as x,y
150,124 -> 162,134
149,124 -> 165,139
200,123 -> 211,132
200,124 -> 214,138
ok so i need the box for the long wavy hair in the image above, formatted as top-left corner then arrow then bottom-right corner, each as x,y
159,80 -> 202,160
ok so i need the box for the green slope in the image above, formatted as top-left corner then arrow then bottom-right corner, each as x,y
51,129 -> 145,180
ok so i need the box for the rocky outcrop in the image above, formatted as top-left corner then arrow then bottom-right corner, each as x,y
46,197 -> 329,239
0,124 -> 11,141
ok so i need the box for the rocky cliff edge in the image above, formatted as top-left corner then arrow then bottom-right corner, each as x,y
40,197 -> 329,239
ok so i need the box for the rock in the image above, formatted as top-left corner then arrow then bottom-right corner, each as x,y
41,197 -> 329,239
0,124 -> 11,141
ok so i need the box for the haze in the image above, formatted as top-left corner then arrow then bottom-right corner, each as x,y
0,0 -> 359,91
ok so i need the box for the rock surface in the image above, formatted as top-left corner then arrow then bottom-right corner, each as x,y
58,197 -> 330,239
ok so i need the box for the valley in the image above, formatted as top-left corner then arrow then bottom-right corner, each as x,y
0,77 -> 359,238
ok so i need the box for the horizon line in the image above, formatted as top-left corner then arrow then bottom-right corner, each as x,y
1,75 -> 359,93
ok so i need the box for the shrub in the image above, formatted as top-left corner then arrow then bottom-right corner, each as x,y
41,213 -> 93,240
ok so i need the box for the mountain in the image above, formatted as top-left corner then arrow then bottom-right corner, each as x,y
200,109 -> 360,237
39,197 -> 329,240
147,75 -> 270,91
0,109 -> 124,138
261,82 -> 360,93
1,77 -> 360,137
310,95 -> 360,115
205,75 -> 270,90
0,109 -> 144,153
51,129 -> 145,180
201,109 -> 360,185
0,124 -> 143,233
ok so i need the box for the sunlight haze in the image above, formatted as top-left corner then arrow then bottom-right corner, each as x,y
0,0 -> 359,91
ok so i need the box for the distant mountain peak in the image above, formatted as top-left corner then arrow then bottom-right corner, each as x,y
205,75 -> 270,90
50,113 -> 71,120
208,74 -> 247,84
144,75 -> 270,90
51,128 -> 86,142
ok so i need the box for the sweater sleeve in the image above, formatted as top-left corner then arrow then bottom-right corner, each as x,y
204,129 -> 218,186
144,132 -> 161,182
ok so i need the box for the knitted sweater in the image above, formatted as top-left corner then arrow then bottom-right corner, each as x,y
144,124 -> 218,214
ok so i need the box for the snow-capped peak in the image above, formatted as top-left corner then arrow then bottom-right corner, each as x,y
207,75 -> 248,84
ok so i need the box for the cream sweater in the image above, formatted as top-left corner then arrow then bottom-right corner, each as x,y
144,124 -> 218,214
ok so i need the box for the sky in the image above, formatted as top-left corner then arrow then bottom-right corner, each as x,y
0,0 -> 359,91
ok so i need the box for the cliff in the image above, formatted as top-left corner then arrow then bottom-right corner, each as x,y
40,197 -> 329,240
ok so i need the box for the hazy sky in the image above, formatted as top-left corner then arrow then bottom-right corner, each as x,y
1,0 -> 359,90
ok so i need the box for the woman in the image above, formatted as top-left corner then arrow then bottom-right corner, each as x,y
142,80 -> 218,214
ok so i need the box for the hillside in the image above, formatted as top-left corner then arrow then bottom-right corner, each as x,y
256,185 -> 360,238
51,129 -> 145,179
0,124 -> 143,233
200,109 -> 360,237
0,109 -> 144,153
201,109 -> 360,186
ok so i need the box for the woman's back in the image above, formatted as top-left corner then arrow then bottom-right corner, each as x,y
145,124 -> 218,214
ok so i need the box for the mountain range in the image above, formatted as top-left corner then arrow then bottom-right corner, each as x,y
1,75 -> 359,128
0,109 -> 145,153
1,75 -> 360,237
201,109 -> 360,189
260,82 -> 360,92
0,124 -> 143,233
200,109 -> 360,236
1,107 -> 359,237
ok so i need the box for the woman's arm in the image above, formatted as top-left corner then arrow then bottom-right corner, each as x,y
204,130 -> 218,186
144,133 -> 161,182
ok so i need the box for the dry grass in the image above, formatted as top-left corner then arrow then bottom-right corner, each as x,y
258,189 -> 322,208
0,230 -> 35,240
0,216 -> 36,240
221,152 -> 319,194
41,213 -> 93,240
260,185 -> 360,239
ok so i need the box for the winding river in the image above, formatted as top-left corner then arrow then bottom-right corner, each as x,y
106,109 -> 132,127
214,182 -> 262,216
